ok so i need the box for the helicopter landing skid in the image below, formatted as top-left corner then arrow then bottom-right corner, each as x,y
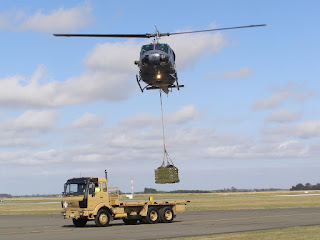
146,84 -> 184,91
136,74 -> 184,93
136,75 -> 144,92
169,73 -> 180,90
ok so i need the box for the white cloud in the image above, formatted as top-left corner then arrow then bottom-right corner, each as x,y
206,67 -> 253,80
0,100 -> 313,164
167,105 -> 198,124
253,82 -> 314,110
0,108 -> 317,167
0,110 -> 58,147
266,108 -> 301,123
116,105 -> 198,130
0,63 -> 136,108
205,140 -> 309,159
253,88 -> 290,110
0,120 -> 313,166
0,3 -> 92,32
222,67 -> 253,79
70,113 -> 103,129
263,121 -> 320,139
0,110 -> 57,131
165,30 -> 227,70
117,113 -> 158,130
84,40 -> 139,73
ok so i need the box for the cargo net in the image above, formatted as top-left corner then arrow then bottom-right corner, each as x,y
155,149 -> 180,184
155,90 -> 180,184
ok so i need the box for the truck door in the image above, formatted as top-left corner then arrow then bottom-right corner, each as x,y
87,182 -> 108,210
87,182 -> 101,209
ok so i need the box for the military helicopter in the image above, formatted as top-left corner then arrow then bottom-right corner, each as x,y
54,24 -> 266,94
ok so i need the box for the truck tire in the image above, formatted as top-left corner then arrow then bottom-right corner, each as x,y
146,207 -> 160,224
123,219 -> 138,225
159,207 -> 174,223
95,209 -> 111,227
72,218 -> 87,227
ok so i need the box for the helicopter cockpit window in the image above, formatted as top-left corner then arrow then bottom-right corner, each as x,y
155,44 -> 168,53
141,44 -> 153,55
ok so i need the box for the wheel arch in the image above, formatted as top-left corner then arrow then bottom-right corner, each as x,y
94,204 -> 112,216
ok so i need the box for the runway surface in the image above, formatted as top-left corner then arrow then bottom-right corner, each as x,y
1,208 -> 320,240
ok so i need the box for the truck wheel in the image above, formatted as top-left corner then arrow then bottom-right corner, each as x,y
146,207 -> 160,224
123,219 -> 138,225
95,209 -> 111,227
72,218 -> 87,227
159,207 -> 174,223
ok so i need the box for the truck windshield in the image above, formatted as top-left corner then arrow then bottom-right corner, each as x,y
64,183 -> 86,196
63,178 -> 88,196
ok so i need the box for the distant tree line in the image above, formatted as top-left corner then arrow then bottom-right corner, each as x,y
290,183 -> 320,191
144,188 -> 158,194
215,187 -> 238,193
0,194 -> 12,198
142,187 -> 287,194
170,190 -> 212,193
143,188 -> 211,194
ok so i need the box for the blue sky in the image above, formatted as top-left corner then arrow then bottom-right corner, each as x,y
0,1 -> 320,194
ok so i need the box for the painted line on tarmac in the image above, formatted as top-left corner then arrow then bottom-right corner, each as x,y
2,212 -> 320,236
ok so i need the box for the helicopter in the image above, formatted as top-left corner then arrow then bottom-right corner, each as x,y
54,24 -> 266,94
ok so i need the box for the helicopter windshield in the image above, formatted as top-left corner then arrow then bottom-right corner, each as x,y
155,44 -> 168,53
141,44 -> 153,55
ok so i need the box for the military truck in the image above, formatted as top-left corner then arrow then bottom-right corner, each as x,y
61,170 -> 188,227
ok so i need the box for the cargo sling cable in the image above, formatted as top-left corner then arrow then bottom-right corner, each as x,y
160,90 -> 173,167
155,90 -> 179,184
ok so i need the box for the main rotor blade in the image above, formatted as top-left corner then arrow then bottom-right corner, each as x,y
165,24 -> 266,36
53,24 -> 266,39
53,33 -> 155,38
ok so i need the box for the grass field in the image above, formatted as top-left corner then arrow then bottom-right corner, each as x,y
0,197 -> 61,203
122,190 -> 320,199
1,191 -> 320,215
163,225 -> 320,240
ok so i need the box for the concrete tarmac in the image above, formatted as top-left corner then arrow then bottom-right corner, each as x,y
1,208 -> 320,240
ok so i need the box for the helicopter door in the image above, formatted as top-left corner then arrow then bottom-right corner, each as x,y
167,48 -> 175,69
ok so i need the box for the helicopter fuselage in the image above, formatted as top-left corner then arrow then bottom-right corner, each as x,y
135,43 -> 183,94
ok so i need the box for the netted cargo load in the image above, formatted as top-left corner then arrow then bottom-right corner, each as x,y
155,164 -> 179,184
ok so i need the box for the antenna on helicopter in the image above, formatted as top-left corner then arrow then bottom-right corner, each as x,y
154,25 -> 160,43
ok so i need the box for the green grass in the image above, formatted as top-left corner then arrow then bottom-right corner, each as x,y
125,191 -> 320,211
2,197 -> 61,203
1,191 -> 319,215
186,195 -> 320,211
0,202 -> 61,215
121,190 -> 320,200
163,225 -> 320,240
